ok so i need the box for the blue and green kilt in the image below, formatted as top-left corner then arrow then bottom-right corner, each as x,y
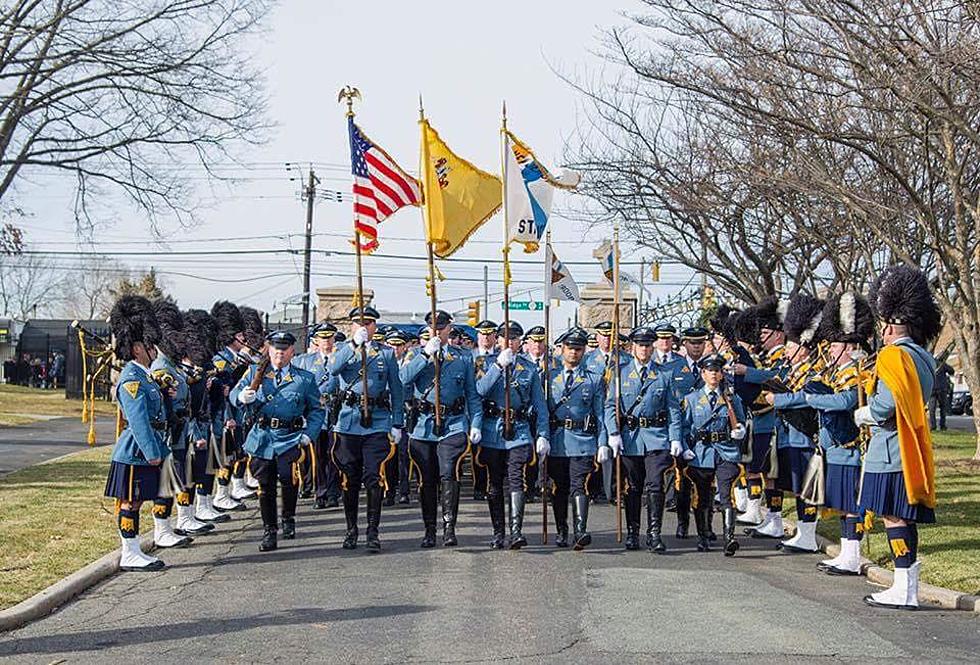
859,470 -> 936,523
775,447 -> 812,494
104,461 -> 160,503
824,463 -> 861,514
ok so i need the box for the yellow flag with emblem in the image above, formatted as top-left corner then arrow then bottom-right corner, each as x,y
420,118 -> 502,258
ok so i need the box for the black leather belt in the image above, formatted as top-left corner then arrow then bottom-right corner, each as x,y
550,417 -> 593,432
343,391 -> 390,410
150,420 -> 167,431
257,416 -> 306,431
418,397 -> 466,416
483,402 -> 527,422
696,431 -> 726,444
622,413 -> 668,430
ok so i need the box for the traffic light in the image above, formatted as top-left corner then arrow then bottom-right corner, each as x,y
466,300 -> 481,326
651,260 -> 661,282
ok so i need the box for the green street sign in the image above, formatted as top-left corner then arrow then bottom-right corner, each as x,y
502,300 -> 544,311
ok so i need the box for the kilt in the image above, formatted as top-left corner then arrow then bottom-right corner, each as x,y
775,447 -> 812,494
104,461 -> 160,503
824,463 -> 861,514
859,470 -> 936,523
747,431 -> 774,474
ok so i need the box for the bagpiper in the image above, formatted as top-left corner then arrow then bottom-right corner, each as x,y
605,326 -> 684,552
103,296 -> 168,571
232,330 -> 325,551
400,310 -> 482,547
475,321 -> 549,549
328,305 -> 405,552
856,265 -> 940,610
546,327 -> 607,549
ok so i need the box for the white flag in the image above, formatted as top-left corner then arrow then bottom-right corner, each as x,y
593,240 -> 649,295
548,246 -> 581,302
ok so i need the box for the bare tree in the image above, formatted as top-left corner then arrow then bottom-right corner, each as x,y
0,252 -> 64,318
57,255 -> 126,319
580,0 -> 980,457
108,267 -> 168,301
0,0 -> 273,235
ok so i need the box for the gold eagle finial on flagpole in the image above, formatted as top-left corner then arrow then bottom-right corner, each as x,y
337,85 -> 361,117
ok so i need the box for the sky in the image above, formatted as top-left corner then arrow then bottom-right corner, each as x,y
14,0 -> 698,328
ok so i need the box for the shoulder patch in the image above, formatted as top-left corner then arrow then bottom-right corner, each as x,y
681,365 -> 690,373
214,359 -> 227,370
122,381 -> 141,399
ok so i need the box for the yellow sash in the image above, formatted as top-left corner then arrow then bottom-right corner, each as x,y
874,345 -> 936,508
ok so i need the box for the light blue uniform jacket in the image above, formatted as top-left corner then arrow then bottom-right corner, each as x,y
476,352 -> 549,449
604,360 -> 683,455
329,342 -> 405,436
401,346 -> 482,442
547,364 -> 607,457
682,388 -> 746,468
111,362 -> 169,465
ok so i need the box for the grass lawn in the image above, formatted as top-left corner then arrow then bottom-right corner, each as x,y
0,384 -> 115,427
804,430 -> 980,595
0,445 -> 153,611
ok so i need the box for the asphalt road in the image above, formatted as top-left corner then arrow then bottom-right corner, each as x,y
0,416 -> 114,477
1,494 -> 978,663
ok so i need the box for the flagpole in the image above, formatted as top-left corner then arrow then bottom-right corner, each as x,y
500,101 -> 513,440
613,223 -> 623,543
418,95 -> 443,436
339,85 -> 370,426
541,229 -> 552,544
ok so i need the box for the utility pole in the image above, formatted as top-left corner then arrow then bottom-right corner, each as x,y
300,168 -> 319,341
483,265 -> 489,321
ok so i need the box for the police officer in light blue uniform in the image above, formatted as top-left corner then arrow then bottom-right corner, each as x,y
103,296 -> 169,571
293,322 -> 342,510
547,327 -> 607,550
475,321 -> 549,550
854,266 -> 940,610
401,310 -> 483,548
524,325 -> 556,503
682,354 -> 748,556
385,328 -> 414,505
666,325 -> 706,539
328,305 -> 405,552
605,326 -> 684,552
232,330 -> 324,552
584,320 -> 630,504
470,319 -> 498,501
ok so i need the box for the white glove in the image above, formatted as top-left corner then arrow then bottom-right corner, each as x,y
670,440 -> 684,457
682,449 -> 696,461
299,434 -> 313,447
424,337 -> 441,357
496,347 -> 514,368
608,433 -> 623,457
238,387 -> 257,405
390,426 -> 403,441
353,328 -> 370,347
597,445 -> 612,464
730,424 -> 747,440
854,405 -> 876,427
536,436 -> 550,457
469,426 -> 482,444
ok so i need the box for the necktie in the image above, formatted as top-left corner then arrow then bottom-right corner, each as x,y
275,369 -> 283,386
709,391 -> 718,410
640,365 -> 648,383
566,370 -> 574,388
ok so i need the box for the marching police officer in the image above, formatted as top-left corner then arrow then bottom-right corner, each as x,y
605,326 -> 684,552
470,320 -> 498,500
329,305 -> 405,552
547,327 -> 607,549
475,321 -> 549,549
524,325 -> 554,502
585,320 -> 630,504
233,330 -> 325,552
386,328 -> 414,505
681,354 -> 748,555
292,322 -> 342,510
401,310 -> 483,547
667,325 -> 706,538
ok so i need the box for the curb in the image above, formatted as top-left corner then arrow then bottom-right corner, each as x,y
811,528 -> 980,613
0,533 -> 156,632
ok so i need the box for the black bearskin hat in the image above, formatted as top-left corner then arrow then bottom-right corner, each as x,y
109,295 -> 161,362
210,300 -> 244,347
709,304 -> 739,343
870,265 -> 942,346
734,308 -> 760,346
818,293 -> 875,345
783,294 -> 825,346
240,306 -> 265,350
182,309 -> 218,366
754,296 -> 786,332
152,298 -> 185,360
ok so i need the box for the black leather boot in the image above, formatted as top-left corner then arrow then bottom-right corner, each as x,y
420,482 -> 437,548
508,491 -> 527,549
552,494 -> 569,548
624,493 -> 641,550
442,480 -> 460,547
259,526 -> 278,552
342,487 -> 359,550
572,495 -> 592,550
723,507 -> 740,557
281,517 -> 296,540
647,493 -> 666,553
488,491 -> 506,549
696,505 -> 711,552
675,479 -> 691,539
365,485 -> 383,552
708,505 -> 718,541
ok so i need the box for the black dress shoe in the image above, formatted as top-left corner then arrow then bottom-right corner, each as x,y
342,528 -> 358,550
312,498 -> 328,510
300,490 -> 313,499
260,528 -> 278,552
326,496 -> 339,508
383,492 -> 396,507
624,533 -> 640,551
555,528 -> 569,548
489,534 -> 505,549
398,494 -> 411,505
472,490 -> 487,501
420,528 -> 437,548
281,518 -> 296,540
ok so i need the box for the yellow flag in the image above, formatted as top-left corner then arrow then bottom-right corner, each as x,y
421,119 -> 501,258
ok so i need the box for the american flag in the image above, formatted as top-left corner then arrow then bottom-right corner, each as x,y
348,117 -> 421,252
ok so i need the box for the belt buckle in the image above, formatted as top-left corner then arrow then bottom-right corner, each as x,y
564,418 -> 574,429
269,417 -> 281,429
